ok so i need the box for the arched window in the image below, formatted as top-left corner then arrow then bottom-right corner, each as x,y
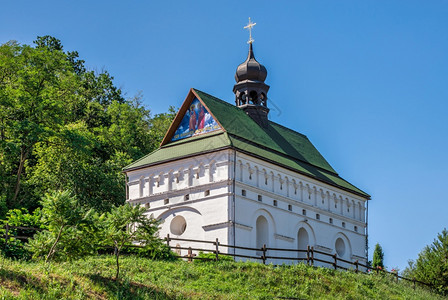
297,228 -> 309,259
256,216 -> 269,253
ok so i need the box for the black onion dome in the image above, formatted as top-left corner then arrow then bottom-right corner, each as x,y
235,43 -> 267,83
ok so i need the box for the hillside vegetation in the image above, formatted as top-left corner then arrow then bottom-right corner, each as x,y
0,256 -> 442,299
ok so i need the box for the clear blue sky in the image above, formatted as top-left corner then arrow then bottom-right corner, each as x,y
2,0 -> 447,271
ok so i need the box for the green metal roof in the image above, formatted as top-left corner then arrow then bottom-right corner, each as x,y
124,89 -> 370,198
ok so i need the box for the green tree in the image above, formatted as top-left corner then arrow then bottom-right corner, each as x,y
102,204 -> 160,280
372,243 -> 384,269
27,190 -> 97,262
0,39 -> 80,208
404,229 -> 448,295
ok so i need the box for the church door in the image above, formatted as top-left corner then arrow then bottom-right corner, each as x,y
297,228 -> 309,259
256,216 -> 269,254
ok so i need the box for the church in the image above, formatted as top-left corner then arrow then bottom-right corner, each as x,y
123,23 -> 370,266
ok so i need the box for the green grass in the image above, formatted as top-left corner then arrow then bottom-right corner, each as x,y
0,255 -> 442,299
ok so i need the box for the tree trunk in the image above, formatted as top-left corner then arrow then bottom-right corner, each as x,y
12,147 -> 29,205
115,245 -> 120,280
46,226 -> 64,262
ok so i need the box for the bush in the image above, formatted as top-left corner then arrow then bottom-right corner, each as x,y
194,251 -> 234,263
120,243 -> 177,261
0,208 -> 43,260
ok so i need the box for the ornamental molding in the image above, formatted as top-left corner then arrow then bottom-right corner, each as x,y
274,233 -> 294,242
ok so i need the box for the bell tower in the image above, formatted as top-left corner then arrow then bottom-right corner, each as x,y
233,18 -> 270,127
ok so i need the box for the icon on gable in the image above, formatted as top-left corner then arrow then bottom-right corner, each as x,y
171,98 -> 220,142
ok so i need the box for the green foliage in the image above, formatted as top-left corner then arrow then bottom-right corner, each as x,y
372,243 -> 384,269
0,36 -> 175,213
194,251 -> 234,262
120,243 -> 176,261
404,229 -> 448,296
0,208 -> 43,259
102,204 -> 161,279
26,190 -> 98,261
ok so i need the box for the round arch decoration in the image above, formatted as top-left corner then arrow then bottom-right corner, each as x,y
332,232 -> 352,259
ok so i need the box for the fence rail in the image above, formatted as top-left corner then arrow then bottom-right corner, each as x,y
165,234 -> 432,290
1,224 -> 41,242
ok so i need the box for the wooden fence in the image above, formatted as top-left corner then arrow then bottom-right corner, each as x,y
1,224 -> 41,243
165,234 -> 432,290
0,225 -> 432,290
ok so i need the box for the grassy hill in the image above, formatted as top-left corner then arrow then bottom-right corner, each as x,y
0,255 -> 442,299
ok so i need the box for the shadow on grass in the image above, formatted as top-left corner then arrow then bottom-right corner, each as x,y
0,268 -> 47,295
87,274 -> 176,300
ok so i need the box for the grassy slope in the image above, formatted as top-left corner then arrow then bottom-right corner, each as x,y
0,256 -> 442,300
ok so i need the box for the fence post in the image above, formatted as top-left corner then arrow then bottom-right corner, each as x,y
188,247 -> 193,262
166,233 -> 170,247
215,238 -> 219,261
306,245 -> 310,266
355,260 -> 359,273
4,224 -> 9,244
262,244 -> 267,265
310,246 -> 314,266
333,254 -> 337,270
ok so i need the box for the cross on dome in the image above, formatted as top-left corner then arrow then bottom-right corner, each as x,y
244,17 -> 256,44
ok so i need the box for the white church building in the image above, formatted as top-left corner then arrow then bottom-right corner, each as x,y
123,39 -> 370,267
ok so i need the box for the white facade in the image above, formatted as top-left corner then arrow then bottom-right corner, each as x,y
126,148 -> 368,267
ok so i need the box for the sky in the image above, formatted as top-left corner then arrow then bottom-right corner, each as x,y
2,0 -> 447,271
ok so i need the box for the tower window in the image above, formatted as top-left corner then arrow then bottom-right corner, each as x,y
273,200 -> 278,207
288,204 -> 292,211
354,226 -> 358,232
242,189 -> 246,197
342,222 -> 346,228
258,195 -> 262,202
145,203 -> 150,209
205,190 -> 210,197
302,209 -> 306,216
164,199 -> 169,205
184,194 -> 189,201
316,214 -> 320,220
329,218 -> 333,224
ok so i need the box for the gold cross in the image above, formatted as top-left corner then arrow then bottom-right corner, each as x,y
244,17 -> 256,44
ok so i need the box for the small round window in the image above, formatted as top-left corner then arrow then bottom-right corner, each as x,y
170,216 -> 187,236
335,238 -> 346,257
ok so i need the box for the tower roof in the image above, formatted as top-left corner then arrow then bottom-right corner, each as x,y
235,43 -> 267,83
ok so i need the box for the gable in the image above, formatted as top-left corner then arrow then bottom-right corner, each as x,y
161,89 -> 223,146
171,97 -> 220,142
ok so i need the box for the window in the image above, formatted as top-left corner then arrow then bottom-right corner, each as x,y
242,189 -> 246,196
170,216 -> 187,236
354,226 -> 358,232
184,194 -> 189,201
342,222 -> 346,228
302,209 -> 306,216
145,203 -> 150,209
258,195 -> 262,202
329,218 -> 333,224
316,214 -> 320,220
335,204 -> 337,208
164,199 -> 169,205
288,204 -> 292,211
273,200 -> 278,207
205,190 -> 210,197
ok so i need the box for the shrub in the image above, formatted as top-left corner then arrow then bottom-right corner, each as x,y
194,251 -> 234,263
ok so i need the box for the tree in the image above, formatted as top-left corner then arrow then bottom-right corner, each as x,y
372,243 -> 384,269
0,39 -> 80,208
102,204 -> 160,280
27,190 -> 97,262
1,36 -> 175,213
404,229 -> 448,295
